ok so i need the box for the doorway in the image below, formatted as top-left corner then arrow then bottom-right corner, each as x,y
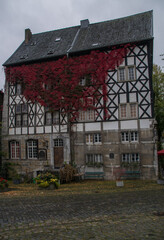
54,138 -> 64,168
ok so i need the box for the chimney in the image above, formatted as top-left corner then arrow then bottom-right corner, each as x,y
25,28 -> 32,44
80,19 -> 89,28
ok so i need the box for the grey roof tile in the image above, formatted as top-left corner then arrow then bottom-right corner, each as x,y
3,10 -> 153,66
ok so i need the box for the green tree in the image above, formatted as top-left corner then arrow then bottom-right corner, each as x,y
153,64 -> 164,149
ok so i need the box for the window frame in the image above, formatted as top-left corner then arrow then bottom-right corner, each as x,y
15,103 -> 28,127
27,140 -> 38,159
121,153 -> 140,163
86,154 -> 103,167
86,133 -> 102,144
10,141 -> 20,159
121,131 -> 138,143
118,65 -> 136,82
119,103 -> 138,119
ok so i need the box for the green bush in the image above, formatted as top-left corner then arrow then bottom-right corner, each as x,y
35,172 -> 59,189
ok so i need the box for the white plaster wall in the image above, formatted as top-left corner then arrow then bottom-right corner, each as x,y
9,128 -> 14,135
22,128 -> 27,134
60,125 -> 67,132
72,123 -> 83,132
140,119 -> 150,129
36,127 -> 44,134
120,120 -> 138,130
53,126 -> 59,133
29,127 -> 34,134
85,122 -> 101,131
103,121 -> 118,130
16,128 -> 21,135
45,126 -> 51,133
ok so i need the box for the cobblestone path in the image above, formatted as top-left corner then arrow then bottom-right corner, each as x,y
0,188 -> 164,239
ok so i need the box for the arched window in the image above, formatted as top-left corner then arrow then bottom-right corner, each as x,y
10,141 -> 20,159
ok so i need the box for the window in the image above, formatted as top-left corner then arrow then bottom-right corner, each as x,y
45,108 -> 60,125
86,154 -> 103,167
16,84 -> 22,95
119,103 -> 137,119
16,115 -> 21,127
54,139 -> 63,147
10,141 -> 20,159
122,153 -> 140,163
79,74 -> 92,86
120,104 -> 127,118
79,109 -> 95,122
45,112 -> 52,125
22,114 -> 28,126
119,68 -> 125,81
15,104 -> 28,127
121,132 -> 129,142
130,131 -> 138,142
27,140 -> 38,159
118,66 -> 136,82
86,133 -> 101,144
128,67 -> 135,80
130,104 -> 137,118
121,131 -> 138,142
53,111 -> 59,124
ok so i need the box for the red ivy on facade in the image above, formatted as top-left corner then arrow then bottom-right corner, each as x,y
5,44 -> 131,121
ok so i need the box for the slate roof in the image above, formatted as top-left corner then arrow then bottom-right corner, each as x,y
3,10 -> 153,67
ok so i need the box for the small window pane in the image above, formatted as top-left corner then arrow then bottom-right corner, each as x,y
16,84 -> 22,95
119,68 -> 125,81
16,115 -> 21,127
94,133 -> 101,143
53,111 -> 59,124
120,105 -> 127,118
16,104 -> 21,114
130,104 -> 137,118
46,112 -> 52,125
22,114 -> 28,126
128,67 -> 135,80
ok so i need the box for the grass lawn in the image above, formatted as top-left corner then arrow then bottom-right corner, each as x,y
1,179 -> 163,198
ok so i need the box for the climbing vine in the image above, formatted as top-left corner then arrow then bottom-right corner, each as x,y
5,44 -> 131,121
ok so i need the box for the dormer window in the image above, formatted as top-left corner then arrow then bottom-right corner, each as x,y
55,37 -> 61,42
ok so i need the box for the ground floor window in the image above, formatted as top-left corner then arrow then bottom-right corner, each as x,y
122,153 -> 140,163
27,140 -> 38,159
10,141 -> 20,159
86,154 -> 103,167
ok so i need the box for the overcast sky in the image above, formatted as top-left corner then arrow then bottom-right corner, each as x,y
0,0 -> 164,89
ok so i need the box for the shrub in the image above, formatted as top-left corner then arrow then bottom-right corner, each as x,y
0,177 -> 8,189
35,172 -> 59,189
60,164 -> 77,183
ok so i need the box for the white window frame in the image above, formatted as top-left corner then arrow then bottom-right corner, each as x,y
118,65 -> 136,82
79,109 -> 95,122
122,153 -> 140,163
86,133 -> 101,144
10,141 -> 20,159
27,140 -> 38,159
121,131 -> 138,143
119,103 -> 138,119
86,154 -> 103,166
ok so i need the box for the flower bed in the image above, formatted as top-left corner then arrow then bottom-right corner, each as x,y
0,177 -> 9,192
34,173 -> 59,190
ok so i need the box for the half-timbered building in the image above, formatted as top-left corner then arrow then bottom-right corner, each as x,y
2,11 -> 158,179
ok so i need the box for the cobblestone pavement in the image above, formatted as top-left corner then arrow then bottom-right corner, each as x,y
0,188 -> 164,239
